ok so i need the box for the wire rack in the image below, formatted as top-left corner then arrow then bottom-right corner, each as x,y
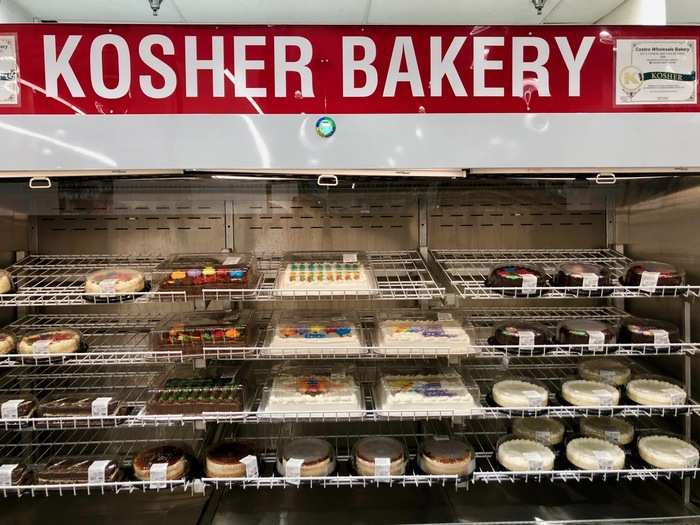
430,248 -> 700,299
0,426 -> 205,496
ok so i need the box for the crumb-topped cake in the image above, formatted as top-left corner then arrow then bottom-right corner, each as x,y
376,315 -> 473,354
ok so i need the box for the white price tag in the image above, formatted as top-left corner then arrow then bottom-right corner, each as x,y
604,430 -> 621,443
88,460 -> 111,484
1,399 -> 23,419
665,389 -> 686,405
91,397 -> 112,417
99,279 -> 118,294
581,273 -> 599,290
518,331 -> 535,351
0,464 -> 17,486
240,455 -> 258,478
593,450 -> 614,470
676,447 -> 699,468
223,256 -> 241,265
534,431 -> 550,444
285,457 -> 303,486
437,312 -> 453,321
599,369 -> 617,382
587,330 -> 605,352
522,452 -> 544,471
32,339 -> 50,354
342,253 -> 358,263
149,462 -> 168,489
525,390 -> 545,407
651,329 -> 670,349
593,389 -> 614,406
639,271 -> 660,293
521,273 -> 537,292
374,457 -> 391,481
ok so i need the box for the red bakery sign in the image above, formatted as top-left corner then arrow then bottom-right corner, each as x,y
0,24 -> 696,114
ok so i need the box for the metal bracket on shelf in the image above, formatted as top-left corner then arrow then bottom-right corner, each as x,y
28,176 -> 51,189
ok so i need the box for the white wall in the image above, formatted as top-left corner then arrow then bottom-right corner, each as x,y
598,0 -> 667,24
0,0 -> 32,22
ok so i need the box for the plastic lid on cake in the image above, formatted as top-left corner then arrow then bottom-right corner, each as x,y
85,268 -> 144,287
494,321 -> 550,338
279,438 -> 334,465
206,442 -> 253,464
578,359 -> 631,385
512,417 -> 565,446
157,253 -> 253,270
556,262 -> 607,276
624,261 -> 683,276
20,329 -> 81,349
580,416 -> 635,446
557,319 -> 614,335
354,436 -> 405,462
620,317 -> 680,336
421,437 -> 474,462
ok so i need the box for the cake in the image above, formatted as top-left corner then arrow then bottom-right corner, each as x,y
0,463 -> 31,486
84,268 -> 145,298
275,254 -> 376,296
492,379 -> 549,408
18,329 -> 81,355
580,417 -> 635,446
145,384 -> 244,415
0,270 -> 12,294
157,253 -> 256,294
375,371 -> 478,416
133,445 -> 189,481
561,380 -> 620,406
620,261 -> 685,294
553,262 -> 611,295
205,442 -> 254,478
625,378 -> 687,406
0,397 -> 36,419
566,437 -> 626,470
37,457 -> 121,484
151,312 -> 250,355
265,315 -> 365,356
512,418 -> 565,446
556,320 -> 616,352
485,263 -> 548,296
375,317 -> 473,355
491,322 -> 550,353
418,438 -> 475,476
353,436 -> 406,476
638,435 -> 700,469
276,438 -> 335,477
496,438 -> 555,471
261,372 -> 363,417
0,333 -> 15,355
38,395 -> 125,418
578,359 -> 631,386
618,317 -> 681,348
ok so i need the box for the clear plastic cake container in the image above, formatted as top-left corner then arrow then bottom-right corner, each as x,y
155,252 -> 259,294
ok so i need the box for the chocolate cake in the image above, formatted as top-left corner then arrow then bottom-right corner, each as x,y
618,317 -> 681,347
0,463 -> 31,486
151,312 -> 251,355
556,320 -> 616,351
553,262 -> 612,295
492,322 -> 551,353
38,395 -> 126,418
485,263 -> 548,296
620,261 -> 685,295
0,397 -> 36,419
37,457 -> 121,484
157,253 -> 256,294
205,442 -> 254,477
145,385 -> 244,415
133,445 -> 188,481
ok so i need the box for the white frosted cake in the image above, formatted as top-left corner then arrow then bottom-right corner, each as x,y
497,439 -> 555,472
376,372 -> 478,416
492,379 -> 549,408
566,437 -> 625,470
375,319 -> 473,355
562,380 -> 620,406
277,260 -> 374,295
261,373 -> 363,417
638,435 -> 700,469
264,317 -> 365,356
626,378 -> 687,406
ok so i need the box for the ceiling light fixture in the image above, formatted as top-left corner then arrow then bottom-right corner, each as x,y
148,0 -> 164,16
531,0 -> 548,15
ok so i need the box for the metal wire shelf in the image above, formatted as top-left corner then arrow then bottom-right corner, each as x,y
430,248 -> 700,299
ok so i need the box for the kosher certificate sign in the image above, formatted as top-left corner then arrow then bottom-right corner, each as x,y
616,39 -> 697,105
0,35 -> 18,105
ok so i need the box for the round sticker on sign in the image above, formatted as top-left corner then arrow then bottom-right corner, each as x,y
315,116 -> 336,138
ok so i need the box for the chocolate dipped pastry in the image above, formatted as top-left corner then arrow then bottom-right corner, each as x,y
145,385 -> 244,415
205,442 -> 254,478
0,463 -> 31,486
485,263 -> 548,296
618,317 -> 681,347
133,445 -> 188,481
37,457 -> 121,484
556,320 -> 616,351
157,253 -> 256,294
620,261 -> 685,295
38,395 -> 125,418
553,262 -> 612,295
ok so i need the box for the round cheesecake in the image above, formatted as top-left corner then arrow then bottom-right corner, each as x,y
0,333 -> 15,355
492,379 -> 549,408
354,436 -> 406,476
512,417 -> 565,446
0,270 -> 12,294
277,438 -> 335,477
561,380 -> 620,406
556,320 -> 616,350
578,359 -> 631,386
18,329 -> 81,355
626,378 -> 686,406
418,438 -> 475,476
580,417 -> 635,446
205,442 -> 254,478
566,437 -> 625,470
133,445 -> 188,481
496,438 -> 555,472
84,268 -> 145,296
638,435 -> 700,469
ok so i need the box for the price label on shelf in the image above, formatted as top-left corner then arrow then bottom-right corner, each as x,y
518,331 -> 535,351
437,312 -> 453,321
91,397 -> 112,417
0,464 -> 17,486
593,389 -> 615,406
639,271 -> 660,293
149,462 -> 168,489
665,389 -> 686,405
342,253 -> 358,263
88,460 -> 111,484
285,458 -> 303,486
581,273 -> 599,290
99,279 -> 118,294
521,274 -> 537,292
593,450 -> 614,470
240,455 -> 259,478
223,256 -> 241,265
522,452 -> 544,471
374,457 -> 391,482
587,330 -> 605,352
651,329 -> 671,350
1,399 -> 23,419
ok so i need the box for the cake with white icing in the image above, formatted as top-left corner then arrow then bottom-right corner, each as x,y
265,315 -> 364,355
376,318 -> 473,354
84,268 -> 145,297
261,372 -> 363,417
496,438 -> 555,471
580,417 -> 635,446
578,359 -> 631,386
18,329 -> 81,355
512,417 -> 565,446
492,379 -> 549,408
638,435 -> 700,469
561,380 -> 620,406
376,371 -> 478,415
626,378 -> 687,406
566,437 -> 625,470
276,258 -> 375,295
